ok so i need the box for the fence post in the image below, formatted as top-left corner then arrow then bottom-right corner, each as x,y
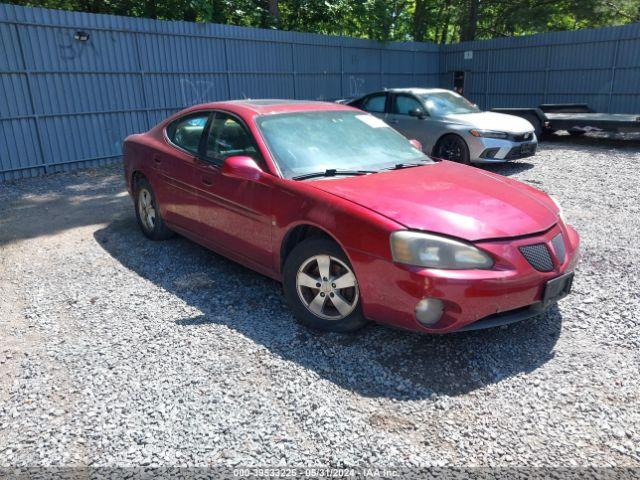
543,44 -> 551,104
340,40 -> 344,98
412,47 -> 416,86
379,48 -> 383,89
608,39 -> 620,114
290,43 -> 297,99
485,48 -> 491,110
13,24 -> 48,175
133,32 -> 152,129
223,38 -> 232,99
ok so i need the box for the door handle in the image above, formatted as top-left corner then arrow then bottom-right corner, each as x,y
153,156 -> 161,164
202,177 -> 213,186
388,119 -> 399,124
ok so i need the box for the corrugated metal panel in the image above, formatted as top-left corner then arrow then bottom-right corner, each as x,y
617,39 -> 640,66
18,25 -> 139,72
0,74 -> 32,117
0,23 -> 23,70
295,74 -> 341,100
145,73 -> 228,107
29,73 -> 145,114
294,45 -> 341,73
0,3 -> 440,181
440,21 -> 640,115
0,118 -> 44,174
139,33 -> 226,73
1,2 -> 639,182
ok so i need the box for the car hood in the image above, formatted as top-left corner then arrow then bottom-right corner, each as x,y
309,161 -> 557,241
444,111 -> 534,133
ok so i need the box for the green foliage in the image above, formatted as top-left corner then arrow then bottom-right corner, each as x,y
8,0 -> 640,43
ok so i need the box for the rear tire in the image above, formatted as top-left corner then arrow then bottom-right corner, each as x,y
283,237 -> 367,333
134,177 -> 174,241
523,113 -> 543,139
433,134 -> 470,164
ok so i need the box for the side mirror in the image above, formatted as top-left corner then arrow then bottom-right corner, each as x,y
409,108 -> 427,119
221,155 -> 263,181
409,139 -> 423,151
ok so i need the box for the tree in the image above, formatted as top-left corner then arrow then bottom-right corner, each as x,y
8,0 -> 640,43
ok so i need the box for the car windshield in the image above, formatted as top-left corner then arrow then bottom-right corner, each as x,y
419,91 -> 480,116
256,111 -> 431,179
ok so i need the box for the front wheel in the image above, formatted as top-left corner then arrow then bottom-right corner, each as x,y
433,135 -> 470,164
283,237 -> 367,332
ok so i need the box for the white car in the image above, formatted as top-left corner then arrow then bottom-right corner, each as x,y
346,88 -> 538,164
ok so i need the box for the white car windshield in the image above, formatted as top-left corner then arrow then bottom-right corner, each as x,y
256,111 -> 431,179
420,91 -> 480,116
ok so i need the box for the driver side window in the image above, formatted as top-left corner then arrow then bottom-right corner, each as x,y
394,95 -> 423,115
205,113 -> 258,164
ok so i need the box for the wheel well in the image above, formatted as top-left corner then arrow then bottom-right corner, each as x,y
131,171 -> 146,192
280,225 -> 333,271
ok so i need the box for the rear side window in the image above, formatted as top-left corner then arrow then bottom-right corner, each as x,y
166,113 -> 210,154
361,94 -> 387,113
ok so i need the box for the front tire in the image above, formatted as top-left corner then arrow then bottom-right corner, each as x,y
134,177 -> 173,241
433,134 -> 470,164
283,237 -> 367,333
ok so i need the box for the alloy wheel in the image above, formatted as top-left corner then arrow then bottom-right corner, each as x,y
296,254 -> 359,320
439,138 -> 463,161
138,188 -> 156,231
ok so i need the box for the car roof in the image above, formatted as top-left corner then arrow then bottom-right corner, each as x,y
192,99 -> 355,116
389,87 -> 453,95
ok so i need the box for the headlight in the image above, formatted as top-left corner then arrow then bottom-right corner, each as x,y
469,129 -> 509,139
390,231 -> 493,269
549,195 -> 566,223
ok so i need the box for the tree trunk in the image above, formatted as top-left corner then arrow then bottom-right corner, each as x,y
413,0 -> 427,42
268,0 -> 279,23
143,0 -> 158,20
460,0 -> 480,42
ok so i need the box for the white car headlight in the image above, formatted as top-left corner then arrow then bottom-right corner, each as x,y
390,231 -> 493,269
469,129 -> 509,139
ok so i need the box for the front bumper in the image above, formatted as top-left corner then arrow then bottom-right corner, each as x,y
466,134 -> 538,163
349,222 -> 579,334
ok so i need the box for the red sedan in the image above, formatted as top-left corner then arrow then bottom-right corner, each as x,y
123,100 -> 579,334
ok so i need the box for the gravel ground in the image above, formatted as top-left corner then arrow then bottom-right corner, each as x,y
1,133 -> 639,469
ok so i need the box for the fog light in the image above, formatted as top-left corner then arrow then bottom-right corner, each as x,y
415,298 -> 444,327
480,148 -> 500,159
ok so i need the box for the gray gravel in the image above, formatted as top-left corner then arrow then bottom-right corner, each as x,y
1,132 -> 639,468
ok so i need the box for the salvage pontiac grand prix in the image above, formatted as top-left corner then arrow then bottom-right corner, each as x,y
123,100 -> 579,334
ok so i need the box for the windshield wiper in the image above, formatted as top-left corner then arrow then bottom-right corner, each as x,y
382,161 -> 430,171
292,169 -> 375,180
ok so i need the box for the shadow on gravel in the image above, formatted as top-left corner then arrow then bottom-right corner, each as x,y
95,216 -> 562,400
0,166 -> 127,246
481,161 -> 534,177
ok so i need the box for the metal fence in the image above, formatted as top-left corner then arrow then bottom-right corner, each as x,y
1,3 -> 639,181
440,22 -> 640,113
0,3 -> 440,181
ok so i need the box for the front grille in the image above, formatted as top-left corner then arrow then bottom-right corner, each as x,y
519,243 -> 554,272
505,143 -> 537,159
512,132 -> 533,142
551,233 -> 566,264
